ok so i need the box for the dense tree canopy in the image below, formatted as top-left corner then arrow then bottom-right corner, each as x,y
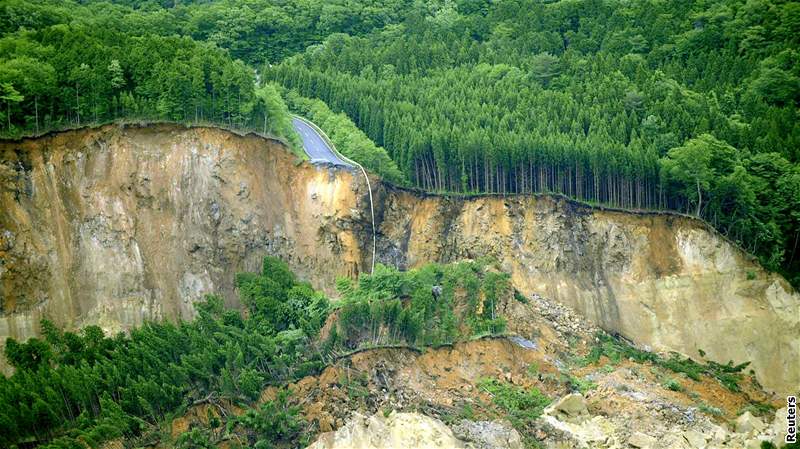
0,0 -> 411,147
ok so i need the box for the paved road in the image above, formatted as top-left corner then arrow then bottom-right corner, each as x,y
292,117 -> 351,166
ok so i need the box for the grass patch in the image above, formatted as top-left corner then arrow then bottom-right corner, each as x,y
477,377 -> 551,427
697,402 -> 724,417
561,373 -> 597,394
459,403 -> 475,420
583,332 -> 749,392
739,401 -> 776,417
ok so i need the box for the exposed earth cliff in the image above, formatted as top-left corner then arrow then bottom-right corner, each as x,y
0,124 -> 797,396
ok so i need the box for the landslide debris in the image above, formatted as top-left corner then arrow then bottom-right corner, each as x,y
164,283 -> 785,449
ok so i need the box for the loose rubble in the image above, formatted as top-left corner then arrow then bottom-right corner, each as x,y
528,293 -> 600,340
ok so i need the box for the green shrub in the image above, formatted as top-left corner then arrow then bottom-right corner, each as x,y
663,378 -> 683,392
176,428 -> 216,449
460,404 -> 475,420
477,377 -> 551,425
697,403 -> 724,417
740,401 -> 776,417
340,372 -> 370,402
562,374 -> 598,394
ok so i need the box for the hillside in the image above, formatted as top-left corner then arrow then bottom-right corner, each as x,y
1,1 -> 799,448
267,0 -> 800,284
0,251 -> 792,449
1,124 -> 796,395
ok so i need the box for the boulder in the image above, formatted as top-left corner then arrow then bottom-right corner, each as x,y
307,412 -> 466,449
772,407 -> 789,446
709,424 -> 729,444
744,436 -> 771,449
682,429 -> 708,447
628,431 -> 658,448
735,411 -> 766,434
544,393 -> 589,423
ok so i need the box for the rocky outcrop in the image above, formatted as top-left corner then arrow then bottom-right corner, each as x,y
0,124 -> 797,396
306,412 -> 525,449
451,420 -> 524,449
538,390 -> 788,449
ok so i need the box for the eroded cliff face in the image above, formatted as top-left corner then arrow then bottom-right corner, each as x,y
0,124 -> 369,341
1,125 -> 797,396
374,190 -> 799,396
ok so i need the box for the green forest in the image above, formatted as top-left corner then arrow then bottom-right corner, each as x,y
0,0 -> 410,138
2,2 -> 799,447
1,0 -> 797,284
0,257 -> 516,449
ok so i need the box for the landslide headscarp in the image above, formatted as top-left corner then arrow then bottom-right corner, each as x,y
0,124 -> 370,342
0,124 -> 797,396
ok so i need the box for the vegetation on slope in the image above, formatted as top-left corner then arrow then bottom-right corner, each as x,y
0,257 -> 327,449
0,256 -> 781,448
580,332 -> 752,393
0,0 -> 411,138
0,258 -> 516,449
326,260 -> 510,352
0,23 -> 304,153
0,0 -> 412,66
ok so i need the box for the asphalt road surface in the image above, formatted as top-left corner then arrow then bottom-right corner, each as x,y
292,117 -> 351,167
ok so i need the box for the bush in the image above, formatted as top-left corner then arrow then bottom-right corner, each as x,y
176,428 -> 216,449
477,377 -> 551,425
562,373 -> 598,394
663,378 -> 683,392
697,403 -> 724,417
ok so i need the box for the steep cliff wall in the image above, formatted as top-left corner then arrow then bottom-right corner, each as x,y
0,124 -> 370,341
374,189 -> 799,396
0,125 -> 797,396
